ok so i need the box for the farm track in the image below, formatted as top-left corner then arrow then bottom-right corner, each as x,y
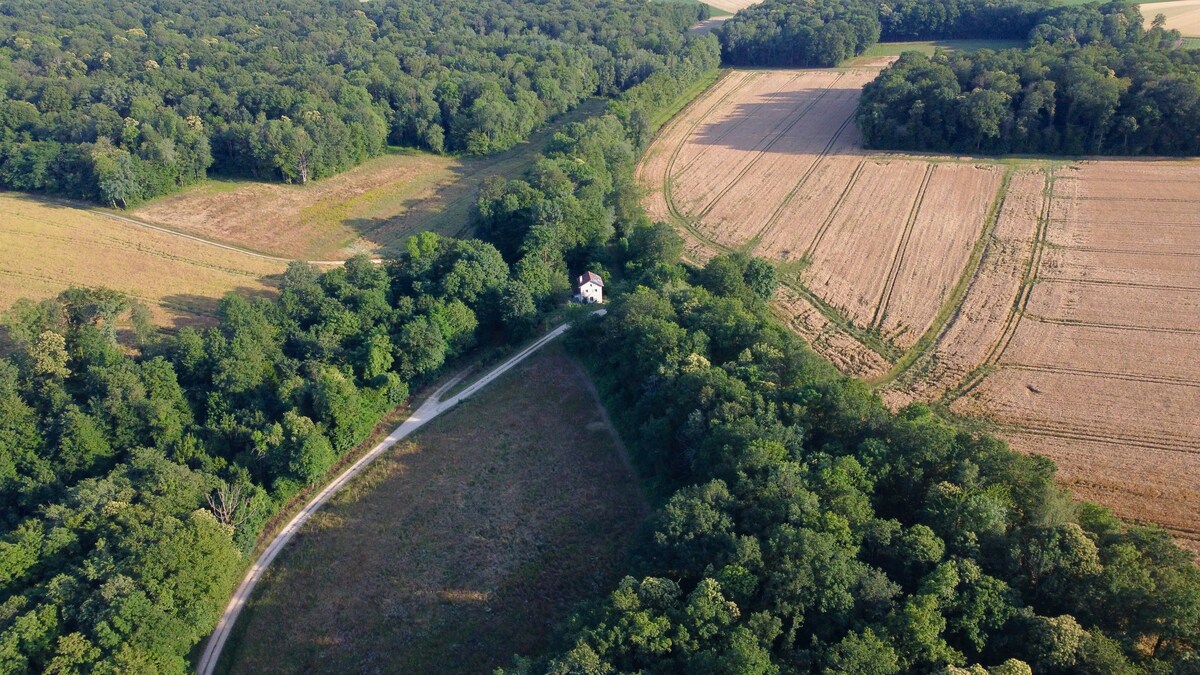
1001,422 -> 1200,456
1003,363 -> 1200,389
872,164 -> 935,328
1026,316 -> 1200,336
951,168 -> 1054,400
1059,246 -> 1200,258
803,161 -> 867,258
871,166 -> 1016,388
1039,277 -> 1200,292
668,72 -> 791,180
693,73 -> 847,222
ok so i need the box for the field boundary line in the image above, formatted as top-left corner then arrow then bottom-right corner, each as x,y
870,166 -> 1015,389
1025,316 -> 1200,336
196,313 -> 601,675
998,422 -> 1200,456
949,167 -> 1054,400
1037,277 -> 1200,293
1003,363 -> 1200,389
871,163 -> 935,328
693,72 -> 847,222
1057,246 -> 1200,258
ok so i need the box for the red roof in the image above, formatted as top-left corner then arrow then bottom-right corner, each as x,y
577,271 -> 603,287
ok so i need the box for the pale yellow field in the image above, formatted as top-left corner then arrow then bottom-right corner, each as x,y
1141,0 -> 1200,36
0,192 -> 285,327
643,68 -> 1200,553
705,0 -> 760,12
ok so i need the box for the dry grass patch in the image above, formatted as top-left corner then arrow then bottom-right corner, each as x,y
0,192 -> 283,327
220,343 -> 646,674
134,101 -> 607,261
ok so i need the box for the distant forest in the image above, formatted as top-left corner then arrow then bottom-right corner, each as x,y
718,0 -> 1200,156
859,3 -> 1200,155
0,0 -> 706,206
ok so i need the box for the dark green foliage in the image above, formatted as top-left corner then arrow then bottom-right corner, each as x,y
0,36 -> 726,668
0,0 -> 706,204
858,3 -> 1200,155
718,0 -> 882,67
523,251 -> 1200,673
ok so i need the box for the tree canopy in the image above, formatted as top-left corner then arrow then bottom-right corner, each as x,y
0,0 -> 706,205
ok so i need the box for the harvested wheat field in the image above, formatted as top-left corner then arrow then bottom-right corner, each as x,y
644,67 -> 1200,552
1140,0 -> 1200,36
641,68 -> 1009,370
0,192 -> 284,327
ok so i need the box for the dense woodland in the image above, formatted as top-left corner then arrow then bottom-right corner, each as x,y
859,5 -> 1200,155
0,0 -> 705,206
510,250 -> 1200,673
1,1 -> 1199,673
0,29 -> 720,672
717,0 -> 881,68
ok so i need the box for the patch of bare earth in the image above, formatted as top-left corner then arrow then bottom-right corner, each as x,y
222,343 -> 646,674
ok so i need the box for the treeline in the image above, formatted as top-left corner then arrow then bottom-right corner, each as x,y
0,29 -> 722,672
716,0 -> 1185,69
503,251 -> 1200,673
0,0 -> 706,206
858,5 -> 1200,155
718,0 -> 882,67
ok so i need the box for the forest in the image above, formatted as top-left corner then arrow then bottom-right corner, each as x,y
0,0 -> 705,206
510,256 -> 1200,673
858,4 -> 1200,155
716,0 -> 882,68
0,30 -> 720,672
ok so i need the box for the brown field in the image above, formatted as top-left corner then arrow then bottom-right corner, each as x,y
1140,0 -> 1200,36
219,343 -> 646,674
705,0 -> 761,12
133,100 -> 606,261
0,192 -> 284,326
643,68 -> 1200,553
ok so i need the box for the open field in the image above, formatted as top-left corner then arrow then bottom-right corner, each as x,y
643,67 -> 1200,553
1138,0 -> 1200,35
219,343 -> 646,674
133,100 -> 606,261
843,39 -> 1026,66
0,192 -> 284,327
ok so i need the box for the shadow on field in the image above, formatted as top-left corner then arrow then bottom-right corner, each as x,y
161,282 -> 281,330
687,84 -> 864,153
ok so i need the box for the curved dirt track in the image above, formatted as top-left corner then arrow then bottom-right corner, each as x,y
196,313 -> 602,675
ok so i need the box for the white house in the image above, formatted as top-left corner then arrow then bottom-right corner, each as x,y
575,271 -> 603,304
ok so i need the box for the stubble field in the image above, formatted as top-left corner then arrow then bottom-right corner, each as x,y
642,67 -> 1200,553
0,192 -> 284,327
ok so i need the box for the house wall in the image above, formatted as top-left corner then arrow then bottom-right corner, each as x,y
580,283 -> 602,303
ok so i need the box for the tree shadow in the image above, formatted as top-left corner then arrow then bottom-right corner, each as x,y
159,283 -> 281,331
686,84 -> 865,153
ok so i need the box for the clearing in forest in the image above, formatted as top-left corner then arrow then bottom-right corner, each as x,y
0,192 -> 284,327
643,67 -> 1200,554
218,343 -> 646,674
133,100 -> 607,261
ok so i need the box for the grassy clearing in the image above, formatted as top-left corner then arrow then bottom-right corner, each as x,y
133,100 -> 607,261
844,39 -> 1026,65
219,342 -> 646,675
0,192 -> 284,327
